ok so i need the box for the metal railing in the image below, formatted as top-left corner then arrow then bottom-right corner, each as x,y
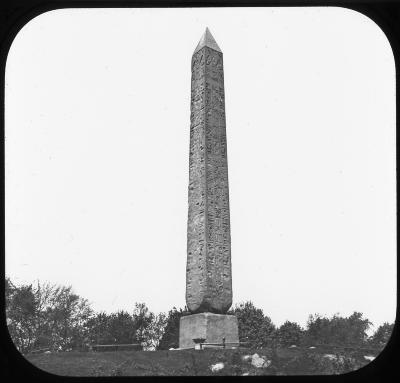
305,343 -> 383,353
195,338 -> 250,350
194,339 -> 382,353
28,347 -> 51,354
90,343 -> 142,352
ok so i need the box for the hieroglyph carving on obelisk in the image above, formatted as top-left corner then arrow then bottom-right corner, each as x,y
186,28 -> 232,314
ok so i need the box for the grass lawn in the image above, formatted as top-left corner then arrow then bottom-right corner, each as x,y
24,346 -> 376,376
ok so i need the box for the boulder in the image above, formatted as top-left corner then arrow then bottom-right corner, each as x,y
251,353 -> 270,368
210,362 -> 224,372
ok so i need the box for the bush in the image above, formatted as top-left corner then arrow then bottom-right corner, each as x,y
274,321 -> 304,347
368,322 -> 394,350
229,301 -> 276,348
157,307 -> 190,350
304,312 -> 371,348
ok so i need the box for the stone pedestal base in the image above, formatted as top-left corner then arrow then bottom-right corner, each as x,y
179,313 -> 239,349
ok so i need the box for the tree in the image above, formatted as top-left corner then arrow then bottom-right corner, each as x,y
304,312 -> 371,347
132,303 -> 155,349
158,307 -> 190,350
36,284 -> 93,351
229,301 -> 276,348
274,321 -> 304,347
87,312 -> 112,345
86,304 -> 166,350
143,312 -> 167,350
5,277 -> 15,309
87,311 -> 139,346
6,281 -> 37,353
69,296 -> 94,350
6,278 -> 94,353
108,311 -> 137,344
369,322 -> 394,350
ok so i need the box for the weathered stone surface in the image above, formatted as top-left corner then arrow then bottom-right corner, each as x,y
193,27 -> 222,54
186,29 -> 232,314
179,313 -> 239,349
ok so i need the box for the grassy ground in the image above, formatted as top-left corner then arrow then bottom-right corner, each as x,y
25,346 -> 377,376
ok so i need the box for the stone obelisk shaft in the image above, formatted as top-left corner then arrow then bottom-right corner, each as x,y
186,29 -> 232,314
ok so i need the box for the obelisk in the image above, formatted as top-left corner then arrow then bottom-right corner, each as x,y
179,28 -> 239,349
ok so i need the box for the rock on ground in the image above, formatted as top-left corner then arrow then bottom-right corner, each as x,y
210,362 -> 224,372
250,353 -> 271,368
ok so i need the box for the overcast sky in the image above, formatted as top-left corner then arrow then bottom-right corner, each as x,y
5,7 -> 396,332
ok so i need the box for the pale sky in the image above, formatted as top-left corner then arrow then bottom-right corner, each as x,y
5,7 -> 396,333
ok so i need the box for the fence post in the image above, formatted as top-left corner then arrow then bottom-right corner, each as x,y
222,338 -> 226,349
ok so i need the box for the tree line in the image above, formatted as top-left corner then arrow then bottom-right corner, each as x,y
5,278 -> 394,354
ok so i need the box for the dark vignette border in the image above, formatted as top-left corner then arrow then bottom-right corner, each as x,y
0,0 -> 398,382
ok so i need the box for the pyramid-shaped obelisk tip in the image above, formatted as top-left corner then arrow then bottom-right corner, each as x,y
193,27 -> 222,54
